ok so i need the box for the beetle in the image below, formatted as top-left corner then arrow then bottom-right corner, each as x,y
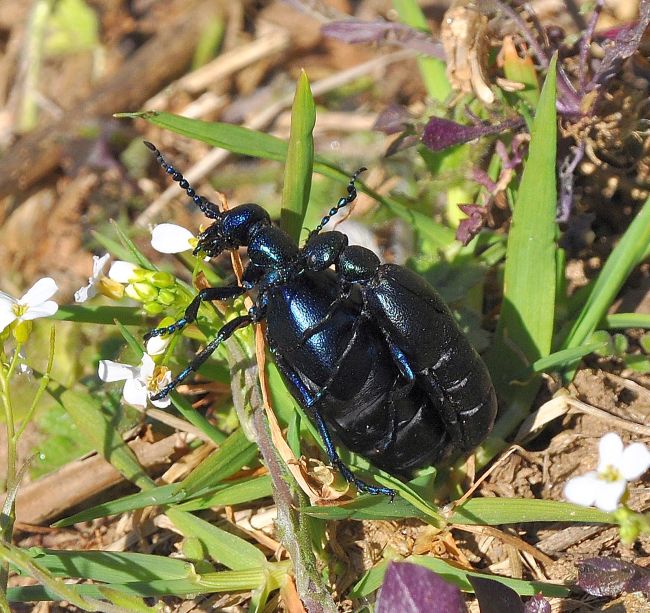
143,141 -> 498,497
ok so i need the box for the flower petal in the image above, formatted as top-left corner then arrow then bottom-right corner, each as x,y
564,472 -> 599,507
597,432 -> 624,472
98,360 -> 137,382
21,301 -> 59,320
138,353 -> 156,379
146,335 -> 170,356
108,261 -> 137,283
618,442 -> 650,481
151,224 -> 195,253
92,254 -> 111,277
0,291 -> 17,308
0,311 -> 17,333
594,479 -> 626,512
122,378 -> 148,408
21,277 -> 58,306
74,284 -> 97,303
151,394 -> 171,409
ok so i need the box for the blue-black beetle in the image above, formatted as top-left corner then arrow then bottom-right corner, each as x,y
144,142 -> 498,497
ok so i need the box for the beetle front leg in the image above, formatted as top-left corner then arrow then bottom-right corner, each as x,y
150,312 -> 253,400
144,285 -> 246,340
272,351 -> 396,498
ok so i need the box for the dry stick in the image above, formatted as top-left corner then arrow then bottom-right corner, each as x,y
0,0 -> 220,203
135,48 -> 415,226
14,434 -> 188,526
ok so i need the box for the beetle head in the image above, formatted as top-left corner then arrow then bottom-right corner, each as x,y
196,203 -> 271,257
303,231 -> 348,272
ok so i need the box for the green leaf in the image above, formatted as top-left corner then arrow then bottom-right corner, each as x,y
179,428 -> 258,496
350,556 -> 569,598
392,0 -> 451,102
53,305 -> 143,326
481,55 -> 559,464
56,388 -> 154,490
562,194 -> 650,359
604,313 -> 650,329
531,341 -> 608,373
53,483 -> 184,527
176,475 -> 272,511
281,70 -> 315,241
24,549 -> 195,583
302,495 -> 427,521
169,392 -> 226,445
120,111 -> 453,246
166,508 -> 267,570
496,53 -> 558,367
8,563 -> 290,601
450,497 -> 613,525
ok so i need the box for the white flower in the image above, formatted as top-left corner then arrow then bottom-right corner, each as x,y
0,277 -> 59,333
75,254 -> 111,303
98,354 -> 172,409
108,261 -> 138,283
151,224 -> 196,254
146,334 -> 171,356
564,433 -> 650,512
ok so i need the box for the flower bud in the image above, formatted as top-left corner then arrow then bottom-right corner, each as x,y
13,320 -> 32,343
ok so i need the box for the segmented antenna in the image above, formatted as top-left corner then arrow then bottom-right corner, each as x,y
311,167 -> 367,235
144,141 -> 221,219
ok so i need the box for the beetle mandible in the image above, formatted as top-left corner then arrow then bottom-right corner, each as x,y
143,142 -> 498,497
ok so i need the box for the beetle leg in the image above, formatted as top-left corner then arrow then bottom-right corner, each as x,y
144,285 -> 246,340
150,313 -> 253,400
272,350 -> 396,498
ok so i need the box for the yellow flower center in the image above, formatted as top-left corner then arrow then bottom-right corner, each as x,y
600,464 -> 622,482
147,365 -> 171,392
12,303 -> 27,318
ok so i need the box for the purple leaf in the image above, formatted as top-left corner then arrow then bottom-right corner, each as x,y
577,557 -> 650,597
456,204 -> 488,246
422,117 -> 523,152
374,105 -> 412,135
588,0 -> 650,91
322,20 -> 444,58
468,575 -> 525,613
524,593 -> 551,613
376,561 -> 467,613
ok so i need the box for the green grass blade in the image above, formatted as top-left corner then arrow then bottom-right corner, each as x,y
604,313 -> 650,329
531,341 -> 608,373
121,111 -> 453,246
561,194 -> 650,354
481,56 -> 558,460
53,484 -> 183,527
450,497 -> 612,525
392,0 -> 450,102
169,392 -> 226,445
179,428 -> 258,496
8,564 -> 291,601
23,549 -> 195,583
495,53 -> 558,367
350,556 -> 569,599
53,305 -> 143,326
281,70 -> 315,241
166,508 -> 267,570
176,475 -> 272,511
302,495 -> 427,521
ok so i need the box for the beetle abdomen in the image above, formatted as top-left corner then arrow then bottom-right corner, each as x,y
365,264 -> 497,451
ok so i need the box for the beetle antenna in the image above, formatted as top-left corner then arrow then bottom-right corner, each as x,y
311,167 -> 366,235
144,141 -> 221,219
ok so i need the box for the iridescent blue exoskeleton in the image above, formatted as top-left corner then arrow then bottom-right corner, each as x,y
143,142 -> 497,497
